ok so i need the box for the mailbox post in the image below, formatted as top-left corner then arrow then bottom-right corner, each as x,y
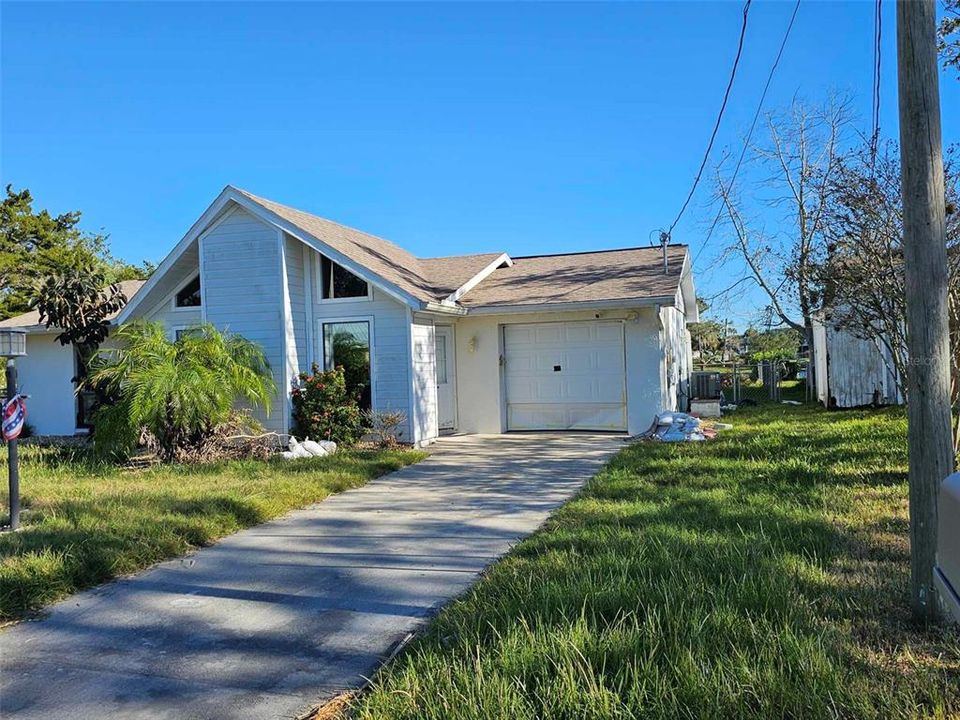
1,329 -> 27,530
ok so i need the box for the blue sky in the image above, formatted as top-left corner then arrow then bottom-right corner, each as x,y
2,1 -> 957,327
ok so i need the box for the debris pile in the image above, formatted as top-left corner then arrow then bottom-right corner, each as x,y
635,412 -> 733,443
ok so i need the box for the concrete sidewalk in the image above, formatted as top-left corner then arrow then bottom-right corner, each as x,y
0,433 -> 622,720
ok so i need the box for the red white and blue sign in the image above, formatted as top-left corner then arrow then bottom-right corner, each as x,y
2,395 -> 26,441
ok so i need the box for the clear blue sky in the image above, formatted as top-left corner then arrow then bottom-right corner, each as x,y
2,1 -> 957,327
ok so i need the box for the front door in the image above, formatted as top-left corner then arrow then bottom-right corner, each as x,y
435,326 -> 456,430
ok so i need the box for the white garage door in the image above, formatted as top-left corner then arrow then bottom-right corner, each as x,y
503,320 -> 627,431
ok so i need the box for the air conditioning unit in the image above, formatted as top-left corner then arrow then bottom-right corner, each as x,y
690,371 -> 721,400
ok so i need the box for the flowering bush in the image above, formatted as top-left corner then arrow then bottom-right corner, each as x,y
290,364 -> 364,446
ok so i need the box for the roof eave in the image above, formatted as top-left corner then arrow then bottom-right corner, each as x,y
463,295 -> 679,316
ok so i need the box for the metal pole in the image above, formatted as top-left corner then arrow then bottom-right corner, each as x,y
6,359 -> 19,531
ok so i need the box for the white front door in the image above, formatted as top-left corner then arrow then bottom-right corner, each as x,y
435,326 -> 456,430
503,320 -> 627,431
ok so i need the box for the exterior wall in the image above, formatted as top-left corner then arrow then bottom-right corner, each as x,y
826,324 -> 901,408
453,306 -> 664,436
302,246 -> 414,442
410,313 -> 438,444
659,303 -> 692,412
15,334 -> 79,436
812,319 -> 830,406
200,207 -> 285,432
142,275 -> 202,334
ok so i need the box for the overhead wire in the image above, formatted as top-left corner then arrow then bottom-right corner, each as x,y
690,0 -> 802,273
662,0 -> 754,241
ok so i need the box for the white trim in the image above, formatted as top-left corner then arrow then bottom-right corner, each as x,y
116,188 -> 239,323
303,241 -> 315,369
434,324 -> 458,431
316,315 -> 377,411
277,229 -> 292,437
170,273 -> 202,313
169,324 -> 195,341
405,306 -> 417,444
198,234 -> 208,323
313,252 -> 374,304
466,296 -> 677,316
443,252 -> 512,304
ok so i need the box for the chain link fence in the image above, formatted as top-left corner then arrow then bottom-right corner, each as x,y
690,358 -> 811,408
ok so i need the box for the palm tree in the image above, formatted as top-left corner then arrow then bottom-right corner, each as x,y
89,321 -> 275,461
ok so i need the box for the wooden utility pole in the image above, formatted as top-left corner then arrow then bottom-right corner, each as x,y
897,0 -> 955,623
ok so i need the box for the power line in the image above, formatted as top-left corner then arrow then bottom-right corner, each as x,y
871,0 -> 882,158
664,0 -> 753,239
691,0 -> 802,269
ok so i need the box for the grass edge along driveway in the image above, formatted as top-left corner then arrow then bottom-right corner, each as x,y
350,405 -> 959,720
0,447 -> 426,620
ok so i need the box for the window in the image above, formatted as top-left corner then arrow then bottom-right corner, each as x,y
323,320 -> 371,409
320,256 -> 369,300
435,334 -> 448,384
74,346 -> 96,430
174,327 -> 200,341
175,276 -> 202,307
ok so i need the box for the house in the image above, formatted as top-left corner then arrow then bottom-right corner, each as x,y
1,186 -> 697,444
811,311 -> 903,408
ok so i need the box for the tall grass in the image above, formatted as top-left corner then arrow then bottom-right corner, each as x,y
353,405 -> 959,719
0,445 -> 425,619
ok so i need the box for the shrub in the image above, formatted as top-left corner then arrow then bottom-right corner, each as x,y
88,321 -> 275,462
291,364 -> 364,446
362,409 -> 407,448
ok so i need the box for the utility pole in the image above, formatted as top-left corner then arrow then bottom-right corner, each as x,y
897,0 -> 955,623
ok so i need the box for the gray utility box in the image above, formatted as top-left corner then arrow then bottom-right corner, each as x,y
936,472 -> 960,624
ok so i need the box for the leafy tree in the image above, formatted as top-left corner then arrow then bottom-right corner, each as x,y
743,327 -> 802,362
35,265 -> 127,349
941,0 -> 960,74
689,320 -> 725,357
818,141 -> 960,404
0,185 -> 152,320
89,321 -> 275,462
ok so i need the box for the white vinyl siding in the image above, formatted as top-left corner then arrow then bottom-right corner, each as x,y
200,207 -> 285,433
410,313 -> 438,444
304,247 -> 413,442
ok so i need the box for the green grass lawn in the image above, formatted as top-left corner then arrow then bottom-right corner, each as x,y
351,405 -> 959,720
0,445 -> 425,620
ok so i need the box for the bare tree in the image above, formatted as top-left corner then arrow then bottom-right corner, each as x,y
715,96 -> 854,381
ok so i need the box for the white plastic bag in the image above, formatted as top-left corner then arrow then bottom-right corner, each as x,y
301,438 -> 328,457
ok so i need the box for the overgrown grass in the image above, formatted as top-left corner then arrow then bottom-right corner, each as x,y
352,405 -> 959,720
0,445 -> 425,620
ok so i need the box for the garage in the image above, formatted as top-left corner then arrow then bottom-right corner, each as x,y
502,320 -> 627,431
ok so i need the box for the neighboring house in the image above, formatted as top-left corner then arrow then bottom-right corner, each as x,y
1,186 -> 697,444
811,311 -> 903,409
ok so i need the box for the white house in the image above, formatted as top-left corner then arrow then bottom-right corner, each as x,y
1,186 -> 698,444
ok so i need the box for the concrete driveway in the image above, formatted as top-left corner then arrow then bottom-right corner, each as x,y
0,433 -> 622,720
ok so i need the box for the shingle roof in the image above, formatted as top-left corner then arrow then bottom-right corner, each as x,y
235,189 -> 445,303
419,253 -> 506,298
234,189 -> 688,309
0,280 -> 147,329
458,245 -> 689,308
